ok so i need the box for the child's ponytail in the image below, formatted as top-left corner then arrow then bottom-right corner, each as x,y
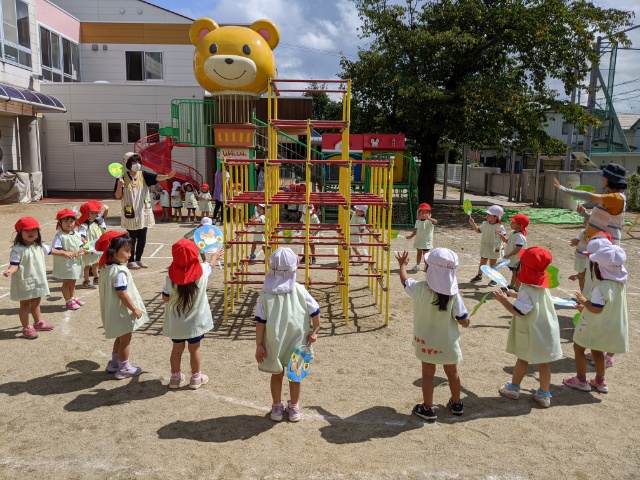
431,293 -> 451,311
174,282 -> 199,316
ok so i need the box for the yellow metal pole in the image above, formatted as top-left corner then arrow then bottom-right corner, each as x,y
385,159 -> 394,326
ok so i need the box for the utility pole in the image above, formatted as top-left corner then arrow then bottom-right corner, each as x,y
564,87 -> 577,171
583,36 -> 602,160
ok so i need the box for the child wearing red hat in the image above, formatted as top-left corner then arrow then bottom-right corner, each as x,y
52,209 -> 86,310
96,231 -> 148,378
2,217 -> 55,339
493,247 -> 563,408
469,205 -> 507,285
498,213 -> 529,291
158,183 -> 171,222
78,200 -> 109,289
162,239 -> 224,389
405,203 -> 438,271
255,247 -> 321,422
198,183 -> 213,221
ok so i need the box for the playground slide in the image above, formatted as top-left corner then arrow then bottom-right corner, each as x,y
134,134 -> 203,188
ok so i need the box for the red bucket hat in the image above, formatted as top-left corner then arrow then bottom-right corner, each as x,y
517,247 -> 552,287
96,231 -> 129,266
168,239 -> 203,286
510,213 -> 530,236
418,203 -> 431,212
78,200 -> 102,225
56,208 -> 77,221
15,216 -> 40,231
201,183 -> 210,191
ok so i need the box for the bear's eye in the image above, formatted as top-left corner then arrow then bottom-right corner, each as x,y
209,44 -> 218,54
242,45 -> 251,55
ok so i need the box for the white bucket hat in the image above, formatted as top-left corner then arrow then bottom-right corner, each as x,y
263,247 -> 298,294
486,205 -> 504,219
200,217 -> 213,226
423,248 -> 459,296
590,244 -> 627,284
354,205 -> 368,213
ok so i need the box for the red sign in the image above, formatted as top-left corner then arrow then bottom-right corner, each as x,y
321,134 -> 364,152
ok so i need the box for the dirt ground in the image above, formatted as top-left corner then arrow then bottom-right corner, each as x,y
0,199 -> 639,480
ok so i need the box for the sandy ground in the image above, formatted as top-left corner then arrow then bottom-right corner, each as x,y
0,199 -> 639,480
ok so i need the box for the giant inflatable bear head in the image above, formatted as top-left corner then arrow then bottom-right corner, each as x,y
189,18 -> 280,95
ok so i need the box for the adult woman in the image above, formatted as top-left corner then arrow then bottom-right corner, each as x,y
114,152 -> 175,269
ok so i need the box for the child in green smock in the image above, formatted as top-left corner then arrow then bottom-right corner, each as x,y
96,231 -> 149,379
396,248 -> 470,422
469,205 -> 506,286
2,217 -> 55,339
564,243 -> 628,394
494,247 -> 562,408
162,239 -> 223,390
254,247 -> 321,422
78,200 -> 108,289
52,208 -> 85,310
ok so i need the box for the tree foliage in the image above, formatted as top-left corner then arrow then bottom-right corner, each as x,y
341,0 -> 634,203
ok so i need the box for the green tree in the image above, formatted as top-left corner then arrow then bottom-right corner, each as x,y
341,0 -> 633,204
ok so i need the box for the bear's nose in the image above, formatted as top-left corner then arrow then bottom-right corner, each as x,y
225,58 -> 234,65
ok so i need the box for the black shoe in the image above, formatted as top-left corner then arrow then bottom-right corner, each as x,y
470,274 -> 482,283
312,257 -> 316,264
300,256 -> 306,264
488,280 -> 497,287
412,403 -> 437,423
448,399 -> 464,416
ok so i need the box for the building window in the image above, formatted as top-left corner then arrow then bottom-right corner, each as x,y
69,122 -> 83,143
1,0 -> 32,68
39,25 -> 80,82
108,122 -> 122,143
127,122 -> 141,143
561,122 -> 570,135
125,51 -> 163,81
146,122 -> 159,137
88,122 -> 103,143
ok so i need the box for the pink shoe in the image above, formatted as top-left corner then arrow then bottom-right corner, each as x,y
589,378 -> 609,393
73,297 -> 85,306
563,376 -> 592,392
605,354 -> 614,368
22,326 -> 38,339
33,321 -> 54,331
65,300 -> 80,310
585,352 -> 594,361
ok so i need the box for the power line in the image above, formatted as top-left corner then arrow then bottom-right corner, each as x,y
279,42 -> 359,60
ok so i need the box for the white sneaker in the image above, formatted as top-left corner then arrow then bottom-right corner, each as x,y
115,363 -> 142,380
412,263 -> 421,271
127,262 -> 140,270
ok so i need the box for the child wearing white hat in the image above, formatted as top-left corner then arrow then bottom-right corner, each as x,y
300,205 -> 320,265
350,205 -> 368,265
171,181 -> 183,222
468,205 -> 506,285
254,247 -> 321,422
396,248 -> 470,422
564,243 -> 628,394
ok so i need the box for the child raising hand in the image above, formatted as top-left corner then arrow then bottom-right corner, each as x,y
405,203 -> 438,271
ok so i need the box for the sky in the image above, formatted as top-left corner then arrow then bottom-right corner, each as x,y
148,0 -> 640,113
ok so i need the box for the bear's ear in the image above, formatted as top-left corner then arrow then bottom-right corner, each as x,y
250,19 -> 280,50
189,18 -> 219,46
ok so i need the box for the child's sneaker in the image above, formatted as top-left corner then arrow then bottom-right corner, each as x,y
447,399 -> 464,416
498,382 -> 520,400
82,280 -> 96,289
562,376 -> 592,392
249,254 -> 256,261
300,256 -> 306,264
169,373 -> 186,389
65,300 -> 80,310
189,373 -> 209,390
93,276 -> 99,285
589,378 -> 609,393
488,280 -> 497,287
412,263 -> 420,271
105,360 -> 119,373
73,297 -> 85,306
533,389 -> 552,408
271,401 -> 285,422
470,274 -> 483,282
412,403 -> 437,422
312,257 -> 317,264
33,321 -> 54,331
605,354 -> 614,368
115,363 -> 142,380
585,352 -> 594,361
286,400 -> 301,422
22,326 -> 38,339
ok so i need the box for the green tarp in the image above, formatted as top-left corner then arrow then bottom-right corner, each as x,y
471,208 -> 584,225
